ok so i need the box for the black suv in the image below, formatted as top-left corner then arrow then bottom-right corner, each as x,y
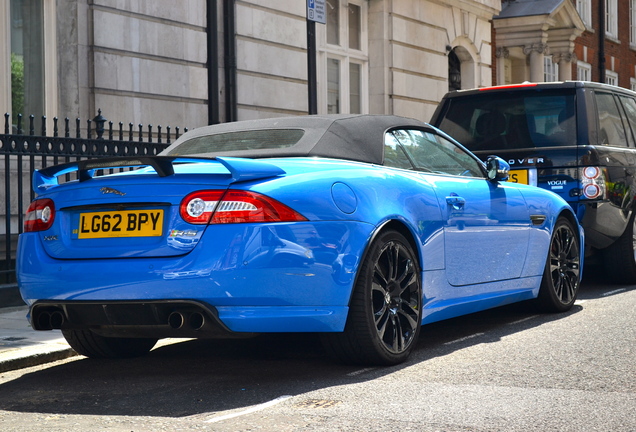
430,81 -> 636,283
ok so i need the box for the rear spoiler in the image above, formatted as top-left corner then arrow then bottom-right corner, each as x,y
33,156 -> 286,193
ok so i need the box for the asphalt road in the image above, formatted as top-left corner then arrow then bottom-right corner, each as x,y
0,269 -> 634,431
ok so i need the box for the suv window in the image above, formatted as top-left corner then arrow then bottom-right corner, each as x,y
436,90 -> 577,151
619,96 -> 636,147
384,129 -> 483,177
595,92 -> 628,147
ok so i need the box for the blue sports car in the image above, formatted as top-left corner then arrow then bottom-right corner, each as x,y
17,115 -> 583,365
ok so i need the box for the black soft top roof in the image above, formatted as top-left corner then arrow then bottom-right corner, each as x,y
161,114 -> 429,165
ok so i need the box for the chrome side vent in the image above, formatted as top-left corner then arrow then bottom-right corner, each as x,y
530,215 -> 547,226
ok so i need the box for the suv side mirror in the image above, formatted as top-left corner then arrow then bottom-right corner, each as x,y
486,156 -> 510,182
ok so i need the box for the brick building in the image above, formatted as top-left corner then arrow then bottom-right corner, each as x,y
573,0 -> 636,89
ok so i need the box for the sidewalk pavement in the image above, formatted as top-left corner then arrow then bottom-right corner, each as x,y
0,305 -> 77,373
0,305 -> 189,373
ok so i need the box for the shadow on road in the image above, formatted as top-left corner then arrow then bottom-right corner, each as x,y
0,268 -> 631,419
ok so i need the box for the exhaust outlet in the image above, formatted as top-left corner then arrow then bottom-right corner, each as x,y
49,311 -> 65,329
168,311 -> 185,329
189,312 -> 205,330
36,312 -> 52,330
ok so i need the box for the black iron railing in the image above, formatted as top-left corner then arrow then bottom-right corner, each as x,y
0,111 -> 187,285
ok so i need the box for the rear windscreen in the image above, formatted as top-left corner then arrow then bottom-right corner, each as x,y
166,129 -> 305,156
435,90 -> 577,151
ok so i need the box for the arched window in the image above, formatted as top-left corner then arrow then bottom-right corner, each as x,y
448,49 -> 461,91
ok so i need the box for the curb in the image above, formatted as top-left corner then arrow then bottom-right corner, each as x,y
0,348 -> 78,373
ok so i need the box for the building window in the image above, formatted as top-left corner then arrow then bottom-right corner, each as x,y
578,61 -> 592,81
327,58 -> 340,114
544,57 -> 559,82
606,0 -> 618,39
577,0 -> 592,28
631,77 -> 636,92
606,70 -> 619,86
2,0 -> 56,129
631,0 -> 636,46
349,62 -> 361,113
319,0 -> 368,114
11,0 -> 46,123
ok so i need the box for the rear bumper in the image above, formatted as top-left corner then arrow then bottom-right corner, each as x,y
28,299 -> 349,336
576,201 -> 629,249
17,221 -> 374,333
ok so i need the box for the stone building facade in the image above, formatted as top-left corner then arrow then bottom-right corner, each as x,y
1,0 -> 500,131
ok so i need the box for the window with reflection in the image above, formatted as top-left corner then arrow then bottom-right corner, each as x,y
10,0 -> 45,124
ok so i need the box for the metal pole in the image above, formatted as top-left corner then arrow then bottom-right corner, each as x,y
207,0 -> 220,125
307,19 -> 318,115
598,0 -> 606,83
224,0 -> 237,122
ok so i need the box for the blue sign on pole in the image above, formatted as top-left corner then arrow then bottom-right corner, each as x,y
307,0 -> 326,24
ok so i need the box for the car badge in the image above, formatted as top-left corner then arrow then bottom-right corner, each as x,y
100,187 -> 126,196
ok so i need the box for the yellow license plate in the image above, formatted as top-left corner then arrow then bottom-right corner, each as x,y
507,169 -> 528,185
77,209 -> 164,239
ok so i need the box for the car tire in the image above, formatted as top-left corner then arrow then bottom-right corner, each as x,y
62,329 -> 157,359
535,217 -> 581,312
321,230 -> 422,365
602,212 -> 636,284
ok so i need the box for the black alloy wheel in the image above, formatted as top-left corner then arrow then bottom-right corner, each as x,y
536,217 -> 580,312
321,230 -> 422,365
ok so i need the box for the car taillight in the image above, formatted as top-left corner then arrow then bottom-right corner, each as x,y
581,166 -> 606,200
24,199 -> 55,232
180,190 -> 307,224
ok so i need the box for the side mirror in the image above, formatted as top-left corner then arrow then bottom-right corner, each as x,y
486,156 -> 510,182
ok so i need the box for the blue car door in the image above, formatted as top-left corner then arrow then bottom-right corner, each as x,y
428,176 -> 531,286
387,128 -> 532,287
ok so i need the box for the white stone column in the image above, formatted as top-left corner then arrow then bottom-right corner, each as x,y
495,47 -> 509,85
555,52 -> 576,81
523,43 -> 548,83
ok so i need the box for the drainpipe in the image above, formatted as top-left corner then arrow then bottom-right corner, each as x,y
223,0 -> 237,122
599,0 -> 606,83
207,0 -> 219,125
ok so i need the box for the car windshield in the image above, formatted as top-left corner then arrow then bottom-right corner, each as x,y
166,129 -> 305,155
436,89 -> 577,151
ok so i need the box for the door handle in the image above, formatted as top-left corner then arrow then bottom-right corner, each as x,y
446,195 -> 466,210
